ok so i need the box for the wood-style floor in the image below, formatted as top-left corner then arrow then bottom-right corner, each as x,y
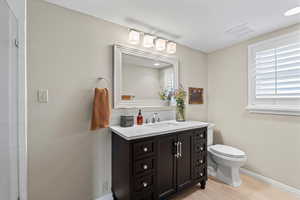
172,174 -> 300,200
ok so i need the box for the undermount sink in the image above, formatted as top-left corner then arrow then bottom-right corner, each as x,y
144,122 -> 183,129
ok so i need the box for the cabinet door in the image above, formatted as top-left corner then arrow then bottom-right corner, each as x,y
157,135 -> 177,199
177,132 -> 193,191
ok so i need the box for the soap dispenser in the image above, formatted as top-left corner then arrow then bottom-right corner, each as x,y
137,109 -> 143,125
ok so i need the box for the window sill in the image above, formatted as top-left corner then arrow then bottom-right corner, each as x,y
246,105 -> 300,116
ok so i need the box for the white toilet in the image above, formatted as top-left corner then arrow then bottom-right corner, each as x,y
207,124 -> 247,187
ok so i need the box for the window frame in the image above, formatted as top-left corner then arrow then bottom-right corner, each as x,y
247,30 -> 300,116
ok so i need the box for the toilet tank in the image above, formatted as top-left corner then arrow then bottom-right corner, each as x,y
207,123 -> 215,146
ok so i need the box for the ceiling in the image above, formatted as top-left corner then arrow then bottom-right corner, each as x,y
45,0 -> 300,53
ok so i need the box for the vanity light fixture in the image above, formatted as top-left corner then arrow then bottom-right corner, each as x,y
155,38 -> 166,51
167,42 -> 177,54
128,29 -> 140,45
127,29 -> 177,54
154,62 -> 160,66
284,6 -> 300,16
143,34 -> 155,48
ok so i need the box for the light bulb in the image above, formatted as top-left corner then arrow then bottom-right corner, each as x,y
284,7 -> 300,16
167,42 -> 176,54
155,38 -> 166,51
143,34 -> 155,48
128,29 -> 140,45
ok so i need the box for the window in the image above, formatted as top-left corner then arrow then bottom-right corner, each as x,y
247,30 -> 300,116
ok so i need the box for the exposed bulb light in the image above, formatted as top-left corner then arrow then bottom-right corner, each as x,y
128,29 -> 140,45
143,34 -> 155,48
284,6 -> 300,16
166,42 -> 177,54
154,63 -> 160,66
155,38 -> 166,51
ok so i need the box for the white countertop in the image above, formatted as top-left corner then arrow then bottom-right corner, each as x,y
110,120 -> 209,140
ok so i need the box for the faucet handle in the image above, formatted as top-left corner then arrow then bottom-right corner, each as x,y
152,113 -> 159,123
154,113 -> 160,122
151,117 -> 156,123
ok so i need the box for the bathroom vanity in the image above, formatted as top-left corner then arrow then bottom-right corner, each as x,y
111,44 -> 208,199
111,121 -> 209,200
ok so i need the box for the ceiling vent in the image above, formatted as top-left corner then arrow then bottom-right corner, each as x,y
225,23 -> 255,38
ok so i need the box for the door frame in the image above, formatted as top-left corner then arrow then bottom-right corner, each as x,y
5,0 -> 28,200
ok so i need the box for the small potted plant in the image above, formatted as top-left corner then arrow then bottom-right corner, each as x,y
174,86 -> 187,122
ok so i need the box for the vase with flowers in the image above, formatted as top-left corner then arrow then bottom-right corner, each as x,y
174,86 -> 186,122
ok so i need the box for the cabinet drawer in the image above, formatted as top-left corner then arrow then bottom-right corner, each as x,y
193,129 -> 207,140
193,142 -> 206,154
134,175 -> 155,192
193,166 -> 207,180
193,153 -> 206,167
133,191 -> 154,200
134,157 -> 155,176
133,140 -> 155,159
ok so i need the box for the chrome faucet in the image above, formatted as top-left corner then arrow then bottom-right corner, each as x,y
151,113 -> 160,123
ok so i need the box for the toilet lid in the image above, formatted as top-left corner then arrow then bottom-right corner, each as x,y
210,145 -> 246,158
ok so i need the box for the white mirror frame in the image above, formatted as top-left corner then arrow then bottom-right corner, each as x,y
113,43 -> 179,109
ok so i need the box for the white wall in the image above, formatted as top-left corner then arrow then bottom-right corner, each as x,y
27,1 -> 208,200
208,24 -> 300,189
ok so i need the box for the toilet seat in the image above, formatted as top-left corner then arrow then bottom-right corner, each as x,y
209,145 -> 246,159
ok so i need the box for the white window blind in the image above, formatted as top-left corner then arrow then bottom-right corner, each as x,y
247,30 -> 300,116
255,42 -> 300,99
166,74 -> 174,91
161,67 -> 174,91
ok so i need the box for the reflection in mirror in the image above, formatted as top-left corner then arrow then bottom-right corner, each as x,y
121,54 -> 175,106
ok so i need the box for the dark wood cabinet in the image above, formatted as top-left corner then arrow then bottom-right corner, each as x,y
157,135 -> 177,199
176,132 -> 193,192
112,127 -> 207,200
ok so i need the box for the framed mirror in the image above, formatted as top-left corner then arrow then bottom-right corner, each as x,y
114,44 -> 179,109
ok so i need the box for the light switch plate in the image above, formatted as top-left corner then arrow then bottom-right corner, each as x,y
38,89 -> 48,103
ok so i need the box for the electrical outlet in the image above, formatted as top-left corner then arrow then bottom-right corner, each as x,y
37,89 -> 48,103
102,181 -> 109,193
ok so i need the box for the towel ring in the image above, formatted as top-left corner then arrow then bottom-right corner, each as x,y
97,77 -> 109,88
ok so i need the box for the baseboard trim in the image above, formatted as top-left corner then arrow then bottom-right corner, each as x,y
240,168 -> 300,197
95,193 -> 113,200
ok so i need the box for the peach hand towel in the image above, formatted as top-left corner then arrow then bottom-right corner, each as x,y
91,88 -> 111,130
